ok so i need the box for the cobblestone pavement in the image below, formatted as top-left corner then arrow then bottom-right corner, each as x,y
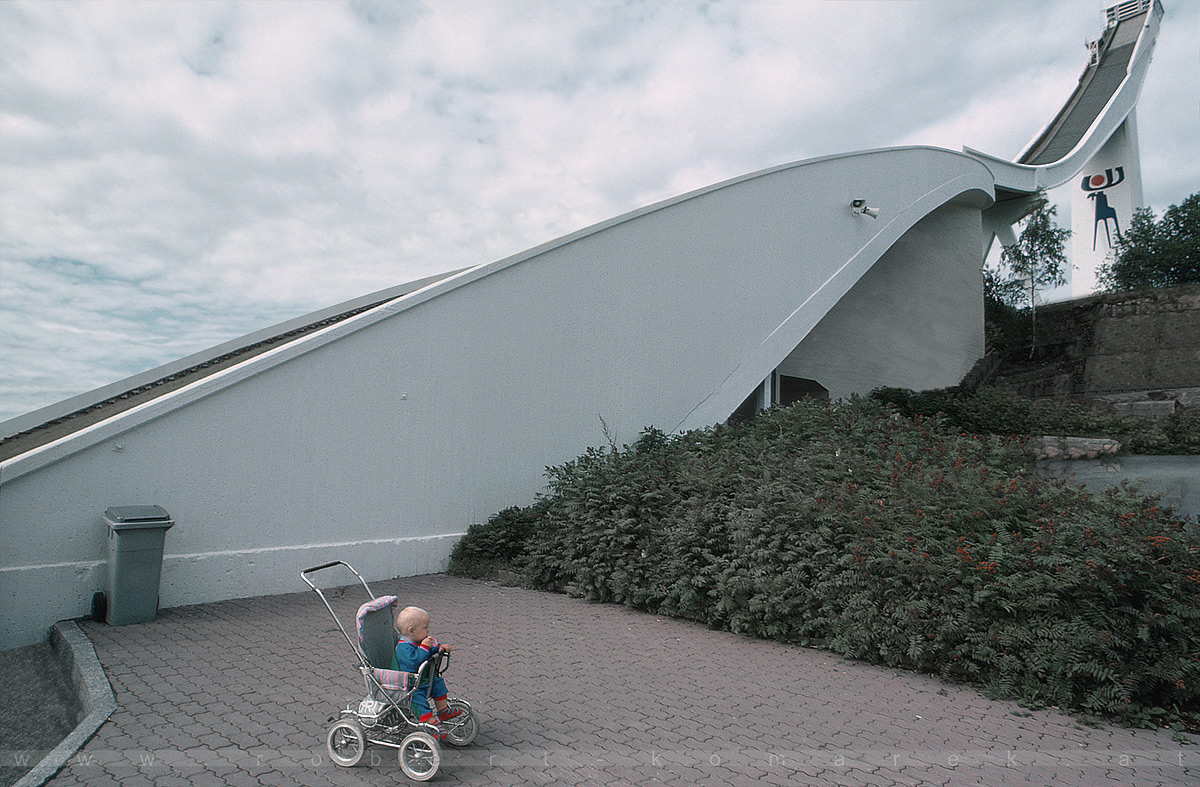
43,573 -> 1198,786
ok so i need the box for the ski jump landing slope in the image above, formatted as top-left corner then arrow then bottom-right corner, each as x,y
0,2 -> 1165,649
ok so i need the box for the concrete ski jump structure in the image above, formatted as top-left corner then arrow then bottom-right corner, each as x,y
0,1 -> 1164,648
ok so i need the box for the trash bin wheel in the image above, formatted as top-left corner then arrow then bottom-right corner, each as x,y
91,592 -> 107,623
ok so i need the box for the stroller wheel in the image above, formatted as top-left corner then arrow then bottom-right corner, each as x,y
326,718 -> 366,767
441,699 -> 479,747
398,731 -> 440,781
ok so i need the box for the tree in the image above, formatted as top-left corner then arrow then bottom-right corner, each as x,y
996,190 -> 1071,355
981,267 -> 1027,354
1098,193 -> 1200,292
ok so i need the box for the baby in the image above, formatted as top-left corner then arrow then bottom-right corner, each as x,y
392,605 -> 462,735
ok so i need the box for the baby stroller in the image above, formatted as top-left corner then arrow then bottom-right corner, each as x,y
301,561 -> 479,781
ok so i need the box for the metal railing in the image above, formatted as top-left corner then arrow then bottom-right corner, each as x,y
1106,0 -> 1151,27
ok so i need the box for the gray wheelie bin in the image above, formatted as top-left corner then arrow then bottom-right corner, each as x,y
103,505 -> 174,625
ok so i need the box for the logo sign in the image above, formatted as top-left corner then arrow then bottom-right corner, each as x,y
1081,166 -> 1125,251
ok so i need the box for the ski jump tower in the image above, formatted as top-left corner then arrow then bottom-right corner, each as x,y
0,1 -> 1169,649
975,0 -> 1163,296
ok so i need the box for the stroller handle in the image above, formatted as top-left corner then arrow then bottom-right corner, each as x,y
302,560 -> 345,574
300,560 -> 378,664
300,560 -> 375,597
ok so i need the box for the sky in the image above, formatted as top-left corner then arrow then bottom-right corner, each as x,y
2,0 -> 1197,424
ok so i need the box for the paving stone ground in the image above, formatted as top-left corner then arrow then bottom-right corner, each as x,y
39,573 -> 1199,786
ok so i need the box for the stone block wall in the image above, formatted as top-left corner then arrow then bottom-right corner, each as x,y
1085,286 -> 1200,393
998,284 -> 1200,400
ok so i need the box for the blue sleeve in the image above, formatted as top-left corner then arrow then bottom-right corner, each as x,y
394,639 -> 437,672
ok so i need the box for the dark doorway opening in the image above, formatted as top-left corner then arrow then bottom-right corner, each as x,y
779,375 -> 828,405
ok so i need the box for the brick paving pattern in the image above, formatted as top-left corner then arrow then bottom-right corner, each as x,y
44,574 -> 1197,786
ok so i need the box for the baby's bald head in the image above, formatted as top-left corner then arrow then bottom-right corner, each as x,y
397,606 -> 431,641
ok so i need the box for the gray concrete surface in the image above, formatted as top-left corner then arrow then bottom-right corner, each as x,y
30,574 -> 1200,786
0,642 -> 77,787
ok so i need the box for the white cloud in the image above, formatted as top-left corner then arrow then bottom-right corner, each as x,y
2,0 -> 1197,423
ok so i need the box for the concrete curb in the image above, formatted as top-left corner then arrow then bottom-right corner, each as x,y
13,622 -> 116,787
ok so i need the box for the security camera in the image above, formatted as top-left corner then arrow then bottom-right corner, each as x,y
849,199 -> 880,218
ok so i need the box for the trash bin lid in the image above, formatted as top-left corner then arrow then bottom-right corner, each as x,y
104,505 -> 171,523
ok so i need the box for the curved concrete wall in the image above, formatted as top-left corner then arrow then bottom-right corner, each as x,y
1,146 -> 993,648
778,202 -> 986,400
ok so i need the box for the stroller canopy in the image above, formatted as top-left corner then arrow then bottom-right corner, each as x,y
356,595 -> 398,669
355,594 -> 415,692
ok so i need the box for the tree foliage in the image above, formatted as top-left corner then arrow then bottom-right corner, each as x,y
1098,193 -> 1200,292
994,190 -> 1071,353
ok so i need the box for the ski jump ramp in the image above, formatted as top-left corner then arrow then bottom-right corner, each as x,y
972,0 -> 1162,290
0,1 -> 1165,648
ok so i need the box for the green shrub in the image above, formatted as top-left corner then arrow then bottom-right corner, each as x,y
449,397 -> 1200,728
983,291 -> 1030,355
446,504 -> 545,579
872,385 -> 1200,455
1162,407 -> 1200,454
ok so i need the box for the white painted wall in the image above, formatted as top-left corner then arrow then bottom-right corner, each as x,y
0,146 -> 994,649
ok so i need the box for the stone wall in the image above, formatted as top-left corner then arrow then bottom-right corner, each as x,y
997,284 -> 1200,402
1025,435 -> 1122,461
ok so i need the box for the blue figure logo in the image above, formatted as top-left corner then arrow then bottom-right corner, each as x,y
1081,167 -> 1124,251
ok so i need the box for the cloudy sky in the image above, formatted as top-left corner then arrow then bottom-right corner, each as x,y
2,0 -> 1197,424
